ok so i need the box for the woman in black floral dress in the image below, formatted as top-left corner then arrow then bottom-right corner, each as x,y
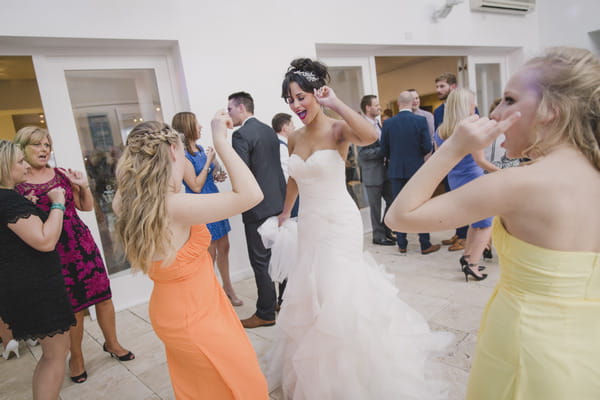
0,139 -> 75,399
15,127 -> 134,384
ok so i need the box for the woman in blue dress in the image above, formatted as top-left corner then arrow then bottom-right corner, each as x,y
434,88 -> 499,280
172,112 -> 243,306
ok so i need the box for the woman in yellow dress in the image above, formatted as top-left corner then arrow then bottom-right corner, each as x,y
385,47 -> 600,399
113,111 -> 268,399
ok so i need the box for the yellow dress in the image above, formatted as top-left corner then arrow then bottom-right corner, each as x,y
466,218 -> 600,400
149,225 -> 268,400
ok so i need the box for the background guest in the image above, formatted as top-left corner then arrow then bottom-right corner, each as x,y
434,88 -> 499,279
14,127 -> 133,384
228,92 -> 286,328
434,72 -> 468,251
172,111 -> 243,307
114,114 -> 268,399
381,91 -> 439,255
358,94 -> 395,246
0,139 -> 75,399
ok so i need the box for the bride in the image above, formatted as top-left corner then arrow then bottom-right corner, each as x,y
270,58 -> 452,400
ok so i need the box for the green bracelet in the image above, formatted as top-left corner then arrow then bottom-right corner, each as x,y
50,203 -> 65,212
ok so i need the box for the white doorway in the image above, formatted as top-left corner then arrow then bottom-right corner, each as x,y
32,53 -> 185,315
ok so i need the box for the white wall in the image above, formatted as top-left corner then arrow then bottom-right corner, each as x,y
1,0 -> 544,122
537,0 -> 600,54
1,0 -> 598,284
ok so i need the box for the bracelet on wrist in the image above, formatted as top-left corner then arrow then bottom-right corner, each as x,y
50,203 -> 66,212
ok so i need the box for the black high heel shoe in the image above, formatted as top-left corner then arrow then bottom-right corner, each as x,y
462,264 -> 488,282
460,256 -> 485,272
483,247 -> 493,260
103,343 -> 135,361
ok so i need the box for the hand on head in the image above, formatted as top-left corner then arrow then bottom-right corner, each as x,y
446,112 -> 521,155
313,86 -> 338,108
47,187 -> 66,205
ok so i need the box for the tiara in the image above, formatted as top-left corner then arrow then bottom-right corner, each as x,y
293,70 -> 319,82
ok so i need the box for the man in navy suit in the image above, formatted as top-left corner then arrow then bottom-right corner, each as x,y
228,91 -> 286,328
434,72 -> 468,251
381,91 -> 441,255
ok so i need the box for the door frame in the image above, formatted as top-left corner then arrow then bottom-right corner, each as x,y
32,53 -> 186,315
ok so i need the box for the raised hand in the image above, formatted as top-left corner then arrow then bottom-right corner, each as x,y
206,146 -> 216,163
445,112 -> 521,155
313,86 -> 339,109
211,110 -> 233,142
59,168 -> 88,188
47,187 -> 66,205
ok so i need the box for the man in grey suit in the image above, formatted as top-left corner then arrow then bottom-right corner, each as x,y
228,91 -> 286,328
381,91 -> 441,255
358,95 -> 395,246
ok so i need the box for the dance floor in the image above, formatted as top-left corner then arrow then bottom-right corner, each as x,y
1,230 -> 499,400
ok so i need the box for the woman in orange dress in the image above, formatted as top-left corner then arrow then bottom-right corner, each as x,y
113,111 -> 268,399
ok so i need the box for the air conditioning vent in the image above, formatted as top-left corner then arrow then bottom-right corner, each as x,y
471,0 -> 535,14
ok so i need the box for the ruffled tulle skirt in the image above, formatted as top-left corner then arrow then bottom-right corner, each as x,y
265,226 -> 452,400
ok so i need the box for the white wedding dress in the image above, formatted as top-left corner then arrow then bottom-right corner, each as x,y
266,149 -> 452,400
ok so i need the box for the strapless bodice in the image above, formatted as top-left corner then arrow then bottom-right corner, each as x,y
289,149 -> 351,205
493,218 -> 600,299
149,225 -> 211,283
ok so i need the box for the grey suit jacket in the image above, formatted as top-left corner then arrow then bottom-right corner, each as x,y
358,139 -> 386,187
232,117 -> 286,223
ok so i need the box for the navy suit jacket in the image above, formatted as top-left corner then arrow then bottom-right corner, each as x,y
434,103 -> 445,131
232,117 -> 286,223
381,111 -> 432,180
435,103 -> 479,130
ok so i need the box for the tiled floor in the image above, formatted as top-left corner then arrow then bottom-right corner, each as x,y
1,230 -> 498,400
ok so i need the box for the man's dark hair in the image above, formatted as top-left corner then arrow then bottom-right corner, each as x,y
228,91 -> 254,114
434,72 -> 457,85
271,113 -> 292,133
360,95 -> 377,114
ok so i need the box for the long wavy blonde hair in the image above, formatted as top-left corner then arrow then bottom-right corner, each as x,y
521,47 -> 600,169
115,121 -> 181,273
438,88 -> 475,140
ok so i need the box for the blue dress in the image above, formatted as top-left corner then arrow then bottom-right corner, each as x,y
183,147 -> 231,241
434,131 -> 492,228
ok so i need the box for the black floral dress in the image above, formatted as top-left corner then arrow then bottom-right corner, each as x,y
0,189 -> 75,340
16,168 -> 112,313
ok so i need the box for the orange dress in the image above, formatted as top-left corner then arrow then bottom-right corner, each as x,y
149,225 -> 268,400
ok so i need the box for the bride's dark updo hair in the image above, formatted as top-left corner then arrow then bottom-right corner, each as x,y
281,58 -> 330,102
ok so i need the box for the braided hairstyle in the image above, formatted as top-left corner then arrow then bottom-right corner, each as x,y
281,58 -> 330,102
522,47 -> 600,170
114,121 -> 181,273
